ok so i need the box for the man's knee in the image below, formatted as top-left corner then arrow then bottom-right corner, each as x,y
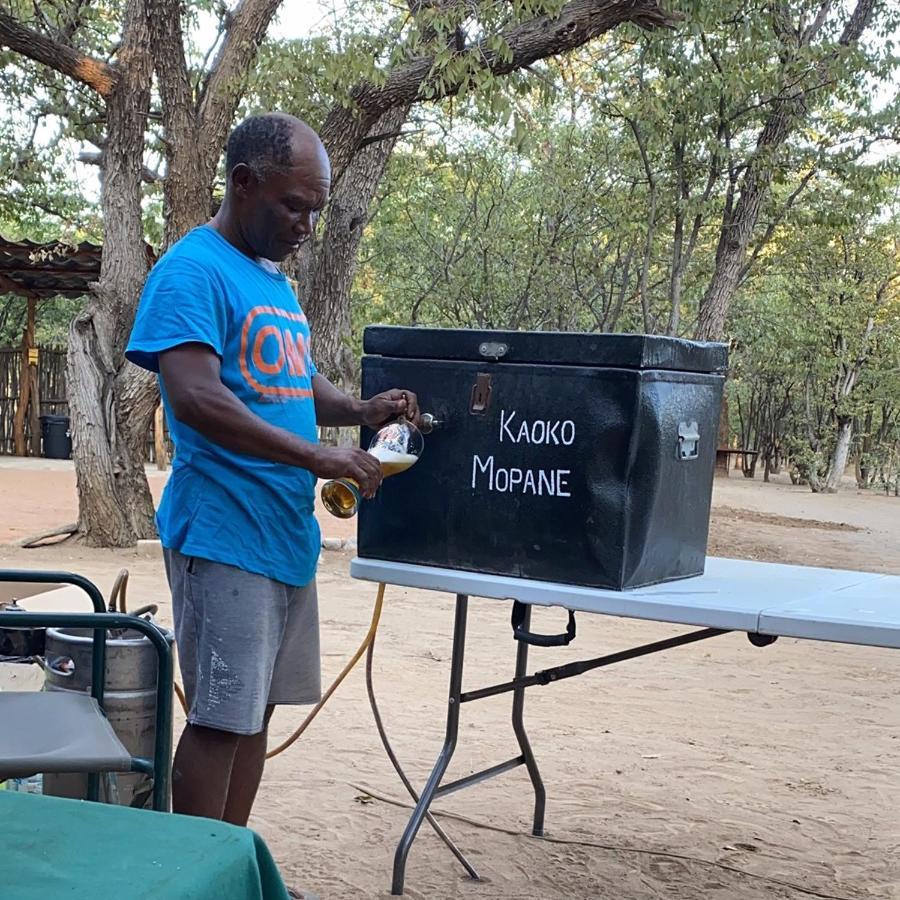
182,721 -> 244,748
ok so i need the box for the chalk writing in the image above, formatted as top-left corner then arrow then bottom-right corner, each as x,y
471,454 -> 572,497
499,409 -> 575,446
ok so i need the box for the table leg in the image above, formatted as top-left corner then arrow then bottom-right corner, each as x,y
392,594 -> 469,896
510,603 -> 547,837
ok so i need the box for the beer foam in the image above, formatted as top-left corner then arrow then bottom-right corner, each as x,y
369,446 -> 418,466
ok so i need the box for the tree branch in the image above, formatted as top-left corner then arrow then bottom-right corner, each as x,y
0,9 -> 115,97
800,0 -> 833,45
195,7 -> 230,98
839,0 -> 877,45
771,2 -> 799,53
78,149 -> 162,184
321,0 -> 678,180
196,0 -> 285,161
359,127 -> 424,148
145,0 -> 195,142
60,0 -> 91,42
738,167 -> 816,284
626,115 -> 655,333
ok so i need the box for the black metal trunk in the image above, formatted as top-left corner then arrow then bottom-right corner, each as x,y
358,327 -> 727,590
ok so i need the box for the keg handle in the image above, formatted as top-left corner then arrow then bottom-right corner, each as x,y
510,600 -> 577,647
129,604 -> 159,619
46,655 -> 75,677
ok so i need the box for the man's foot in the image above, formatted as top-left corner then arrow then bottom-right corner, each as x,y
287,889 -> 319,900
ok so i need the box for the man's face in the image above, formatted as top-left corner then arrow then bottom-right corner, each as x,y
236,151 -> 331,262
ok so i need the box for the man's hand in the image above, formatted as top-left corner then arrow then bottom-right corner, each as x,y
361,389 -> 420,429
309,446 -> 383,498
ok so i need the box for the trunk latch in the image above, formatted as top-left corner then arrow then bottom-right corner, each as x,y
470,373 -> 492,415
677,421 -> 700,460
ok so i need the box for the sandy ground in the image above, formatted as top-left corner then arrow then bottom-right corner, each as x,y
0,457 -> 357,545
1,462 -> 898,899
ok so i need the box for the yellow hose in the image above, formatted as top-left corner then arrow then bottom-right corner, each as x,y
266,582 -> 385,758
171,583 -> 386,760
173,680 -> 188,715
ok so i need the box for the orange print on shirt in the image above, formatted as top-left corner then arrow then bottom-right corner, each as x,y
239,305 -> 314,398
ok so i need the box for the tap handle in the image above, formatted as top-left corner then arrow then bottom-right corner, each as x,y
420,413 -> 441,434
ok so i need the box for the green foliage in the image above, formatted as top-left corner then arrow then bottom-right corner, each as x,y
727,177 -> 900,488
352,121 -> 654,335
0,295 -> 74,348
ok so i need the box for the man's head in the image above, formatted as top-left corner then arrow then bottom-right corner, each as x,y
223,113 -> 331,262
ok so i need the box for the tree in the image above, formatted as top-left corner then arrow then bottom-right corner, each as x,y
0,0 -> 289,543
789,214 -> 899,492
573,0 -> 897,341
1,0 -> 678,542
364,0 -> 897,343
693,0 -> 891,340
725,174 -> 900,493
350,120 -> 655,336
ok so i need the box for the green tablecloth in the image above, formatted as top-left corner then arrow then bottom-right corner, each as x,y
0,790 -> 291,899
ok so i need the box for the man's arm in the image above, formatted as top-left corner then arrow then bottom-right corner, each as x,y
310,373 -> 363,427
312,373 -> 420,429
159,345 -> 383,494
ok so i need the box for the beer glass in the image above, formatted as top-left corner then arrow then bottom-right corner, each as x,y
320,418 -> 425,519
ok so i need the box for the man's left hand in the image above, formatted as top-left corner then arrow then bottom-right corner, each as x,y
361,389 -> 420,429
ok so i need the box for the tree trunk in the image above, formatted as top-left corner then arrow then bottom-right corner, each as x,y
13,295 -> 37,456
822,417 -> 853,493
300,105 -> 413,445
13,324 -> 30,457
154,403 -> 169,470
27,357 -> 40,457
695,0 -> 878,342
695,104 -> 796,341
741,452 -> 756,479
856,408 -> 873,487
64,0 -> 288,546
67,0 -> 155,546
805,465 -> 825,493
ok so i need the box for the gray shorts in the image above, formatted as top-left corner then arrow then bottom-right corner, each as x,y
164,549 -> 321,735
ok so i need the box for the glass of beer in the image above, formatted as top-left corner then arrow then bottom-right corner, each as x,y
320,418 -> 424,519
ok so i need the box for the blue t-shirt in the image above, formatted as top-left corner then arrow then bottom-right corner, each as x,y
126,225 -> 321,587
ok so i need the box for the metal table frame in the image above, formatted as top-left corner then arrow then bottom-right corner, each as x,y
351,556 -> 900,896
391,597 -> 766,895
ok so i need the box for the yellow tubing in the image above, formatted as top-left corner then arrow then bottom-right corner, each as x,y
173,680 -> 188,715
171,583 -> 387,760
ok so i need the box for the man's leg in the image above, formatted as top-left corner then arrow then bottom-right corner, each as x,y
226,579 -> 322,826
164,550 -> 292,823
172,722 -> 241,819
222,704 -> 276,827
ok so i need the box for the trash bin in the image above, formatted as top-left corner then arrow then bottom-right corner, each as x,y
40,414 -> 72,460
358,326 -> 728,590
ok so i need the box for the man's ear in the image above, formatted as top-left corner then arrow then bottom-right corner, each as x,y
230,163 -> 258,198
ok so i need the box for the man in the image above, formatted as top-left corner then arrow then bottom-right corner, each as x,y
127,113 -> 418,827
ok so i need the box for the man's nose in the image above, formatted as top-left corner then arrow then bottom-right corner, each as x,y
295,212 -> 314,235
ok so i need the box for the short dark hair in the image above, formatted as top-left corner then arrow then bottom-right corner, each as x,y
225,114 -> 295,181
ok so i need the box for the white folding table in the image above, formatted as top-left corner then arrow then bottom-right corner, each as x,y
350,556 -> 900,895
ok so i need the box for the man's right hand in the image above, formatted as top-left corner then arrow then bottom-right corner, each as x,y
309,446 -> 383,498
